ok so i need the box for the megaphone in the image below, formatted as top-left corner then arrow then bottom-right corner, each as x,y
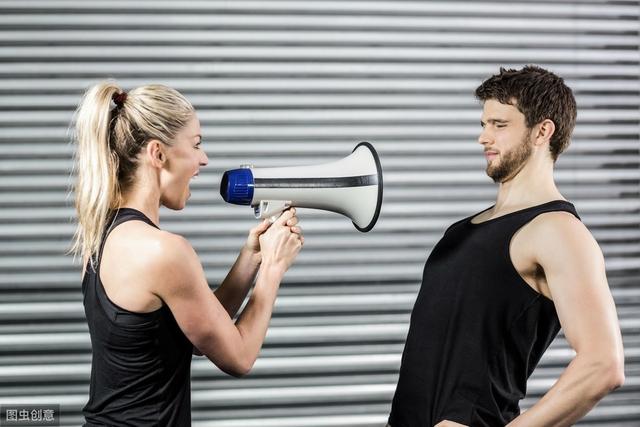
220,142 -> 383,232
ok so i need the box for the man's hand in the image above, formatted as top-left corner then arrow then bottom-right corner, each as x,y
434,421 -> 468,427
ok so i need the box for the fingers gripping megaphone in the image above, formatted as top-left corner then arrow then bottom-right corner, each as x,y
219,142 -> 383,232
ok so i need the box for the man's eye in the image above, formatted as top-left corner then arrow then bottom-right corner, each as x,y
496,124 -> 506,128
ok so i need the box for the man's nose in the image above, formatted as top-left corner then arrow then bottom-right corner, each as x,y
478,127 -> 491,146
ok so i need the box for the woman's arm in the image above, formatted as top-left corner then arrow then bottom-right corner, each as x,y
214,244 -> 263,318
215,213 -> 302,318
154,209 -> 302,376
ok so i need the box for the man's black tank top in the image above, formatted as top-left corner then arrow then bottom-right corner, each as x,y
388,200 -> 581,427
82,208 -> 193,426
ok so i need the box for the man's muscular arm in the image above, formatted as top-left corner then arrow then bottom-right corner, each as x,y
507,212 -> 625,427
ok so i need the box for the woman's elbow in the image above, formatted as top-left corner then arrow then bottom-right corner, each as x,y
227,368 -> 250,378
225,361 -> 253,378
607,347 -> 626,391
217,354 -> 254,378
593,356 -> 625,396
604,362 -> 625,391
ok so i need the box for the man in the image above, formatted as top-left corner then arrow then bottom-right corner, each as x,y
387,66 -> 625,427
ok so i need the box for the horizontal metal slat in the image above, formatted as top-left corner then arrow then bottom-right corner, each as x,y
1,14 -> 638,32
1,1 -> 638,17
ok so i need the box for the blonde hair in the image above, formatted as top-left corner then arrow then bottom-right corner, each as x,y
70,81 -> 194,267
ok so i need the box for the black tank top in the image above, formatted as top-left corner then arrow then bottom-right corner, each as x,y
82,208 -> 193,426
388,200 -> 581,427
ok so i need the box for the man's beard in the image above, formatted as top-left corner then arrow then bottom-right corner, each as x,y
487,133 -> 533,183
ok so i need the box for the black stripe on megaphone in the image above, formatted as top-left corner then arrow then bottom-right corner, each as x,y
254,174 -> 377,188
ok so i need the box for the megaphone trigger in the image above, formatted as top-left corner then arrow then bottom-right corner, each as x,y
254,200 -> 292,222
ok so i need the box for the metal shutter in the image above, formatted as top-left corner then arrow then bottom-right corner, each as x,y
0,1 -> 638,426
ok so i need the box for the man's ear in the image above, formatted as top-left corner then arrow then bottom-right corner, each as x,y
145,139 -> 166,168
534,119 -> 556,146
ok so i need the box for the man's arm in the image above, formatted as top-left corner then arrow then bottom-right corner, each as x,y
507,212 -> 625,426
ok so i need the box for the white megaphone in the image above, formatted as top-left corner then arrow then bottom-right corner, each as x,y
219,142 -> 383,232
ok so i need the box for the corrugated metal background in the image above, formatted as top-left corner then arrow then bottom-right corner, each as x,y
0,1 -> 638,426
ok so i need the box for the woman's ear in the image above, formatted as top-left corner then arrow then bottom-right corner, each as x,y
146,140 -> 166,168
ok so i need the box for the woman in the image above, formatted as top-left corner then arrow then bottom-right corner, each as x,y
71,82 -> 303,426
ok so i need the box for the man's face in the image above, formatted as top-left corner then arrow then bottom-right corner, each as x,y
478,99 -> 533,183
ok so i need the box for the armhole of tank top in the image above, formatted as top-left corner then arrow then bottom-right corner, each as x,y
503,205 -> 580,302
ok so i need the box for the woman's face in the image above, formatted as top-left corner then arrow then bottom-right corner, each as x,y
159,113 -> 208,210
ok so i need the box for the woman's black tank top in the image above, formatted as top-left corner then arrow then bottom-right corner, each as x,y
389,200 -> 581,427
82,208 -> 193,426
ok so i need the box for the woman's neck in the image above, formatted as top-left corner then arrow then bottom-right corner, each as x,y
119,186 -> 161,226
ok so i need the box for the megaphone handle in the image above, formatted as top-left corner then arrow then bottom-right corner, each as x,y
254,200 -> 292,222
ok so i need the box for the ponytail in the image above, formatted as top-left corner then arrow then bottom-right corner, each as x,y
70,82 -> 123,267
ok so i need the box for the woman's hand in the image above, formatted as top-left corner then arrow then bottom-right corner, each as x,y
244,209 -> 304,259
244,219 -> 272,256
258,208 -> 303,273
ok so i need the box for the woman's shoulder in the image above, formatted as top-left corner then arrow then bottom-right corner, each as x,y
99,221 -> 201,312
108,221 -> 197,272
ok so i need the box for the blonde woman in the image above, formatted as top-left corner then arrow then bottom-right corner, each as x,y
71,82 -> 303,426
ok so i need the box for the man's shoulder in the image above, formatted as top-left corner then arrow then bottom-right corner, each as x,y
527,209 -> 585,236
524,209 -> 602,265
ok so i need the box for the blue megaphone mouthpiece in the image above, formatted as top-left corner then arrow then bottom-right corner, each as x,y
220,168 -> 255,205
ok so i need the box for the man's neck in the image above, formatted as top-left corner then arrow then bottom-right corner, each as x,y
493,158 -> 564,212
